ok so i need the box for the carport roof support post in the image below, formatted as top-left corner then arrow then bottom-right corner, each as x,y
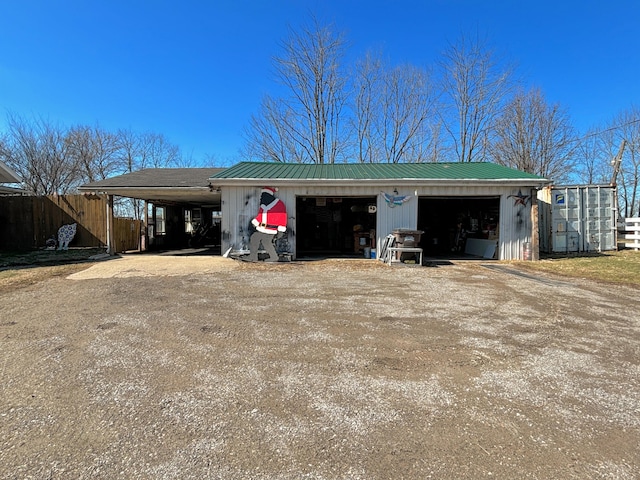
106,194 -> 115,255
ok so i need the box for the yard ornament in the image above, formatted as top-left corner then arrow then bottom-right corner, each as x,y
382,190 -> 411,208
508,189 -> 530,207
247,187 -> 287,262
45,235 -> 57,250
57,223 -> 77,250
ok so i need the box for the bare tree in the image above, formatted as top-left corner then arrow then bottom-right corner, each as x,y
382,64 -> 439,163
1,114 -> 184,213
244,95 -> 306,163
245,19 -> 443,164
0,132 -> 11,172
115,128 -> 141,173
439,33 -> 514,162
576,128 -> 612,185
66,125 -> 122,183
174,150 -> 202,168
352,53 -> 439,163
490,88 -> 577,182
352,52 -> 384,163
138,132 -> 181,168
114,129 -> 180,172
111,129 -> 182,219
1,114 -> 79,194
244,18 -> 348,163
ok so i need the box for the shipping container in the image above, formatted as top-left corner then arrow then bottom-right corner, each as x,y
538,185 -> 617,253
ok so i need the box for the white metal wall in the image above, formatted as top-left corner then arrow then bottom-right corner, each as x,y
375,187 -> 419,256
222,185 -> 420,258
221,184 -> 538,260
221,186 -> 259,253
414,185 -> 535,261
498,189 -> 533,261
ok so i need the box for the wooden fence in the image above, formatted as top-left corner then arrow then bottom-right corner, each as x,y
0,194 -> 142,251
619,217 -> 640,251
112,217 -> 143,253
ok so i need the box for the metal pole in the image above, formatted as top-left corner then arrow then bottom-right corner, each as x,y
106,194 -> 114,255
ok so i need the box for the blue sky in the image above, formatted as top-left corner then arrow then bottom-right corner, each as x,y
1,0 -> 638,166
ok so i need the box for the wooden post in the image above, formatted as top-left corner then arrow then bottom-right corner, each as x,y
530,188 -> 540,261
142,200 -> 148,251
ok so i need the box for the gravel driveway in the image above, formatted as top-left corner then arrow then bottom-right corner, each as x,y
1,253 -> 639,479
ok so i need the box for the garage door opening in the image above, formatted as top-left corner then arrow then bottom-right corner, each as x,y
418,197 -> 500,257
296,196 -> 377,257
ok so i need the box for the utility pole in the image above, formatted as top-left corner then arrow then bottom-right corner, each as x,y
610,139 -> 627,186
610,139 -> 626,250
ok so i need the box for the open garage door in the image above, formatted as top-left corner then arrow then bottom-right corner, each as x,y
296,196 -> 377,257
418,197 -> 500,257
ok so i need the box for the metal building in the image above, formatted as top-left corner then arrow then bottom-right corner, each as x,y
210,162 -> 548,261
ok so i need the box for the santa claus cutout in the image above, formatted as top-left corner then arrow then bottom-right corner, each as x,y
248,187 -> 287,262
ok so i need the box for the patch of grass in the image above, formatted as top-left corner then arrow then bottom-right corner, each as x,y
512,250 -> 640,286
0,248 -> 104,269
0,248 -> 104,292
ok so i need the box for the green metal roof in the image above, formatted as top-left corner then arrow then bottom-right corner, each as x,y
210,162 -> 547,182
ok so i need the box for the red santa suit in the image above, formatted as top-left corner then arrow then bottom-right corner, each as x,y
248,187 -> 287,262
251,190 -> 287,234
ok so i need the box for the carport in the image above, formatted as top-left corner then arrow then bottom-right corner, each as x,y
79,168 -> 224,252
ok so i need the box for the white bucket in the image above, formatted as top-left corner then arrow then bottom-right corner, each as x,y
363,247 -> 371,258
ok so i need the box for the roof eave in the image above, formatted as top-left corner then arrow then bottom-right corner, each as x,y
78,185 -> 212,193
0,163 -> 21,184
77,186 -> 219,203
209,178 -> 550,188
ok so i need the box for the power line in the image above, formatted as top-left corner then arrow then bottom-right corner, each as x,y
578,118 -> 640,142
549,118 -> 639,150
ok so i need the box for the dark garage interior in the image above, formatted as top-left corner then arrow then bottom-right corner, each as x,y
296,196 -> 377,257
418,197 -> 500,256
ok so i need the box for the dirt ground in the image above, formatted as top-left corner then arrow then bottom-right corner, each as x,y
1,252 -> 639,479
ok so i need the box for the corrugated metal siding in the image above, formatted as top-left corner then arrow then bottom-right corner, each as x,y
220,186 -> 307,257
221,184 -> 417,258
221,183 -> 538,260
413,185 -> 535,260
583,186 -> 616,251
499,189 -> 534,261
221,186 -> 254,252
376,188 -> 418,255
415,185 -> 505,196
286,185 -> 380,196
537,185 -> 617,253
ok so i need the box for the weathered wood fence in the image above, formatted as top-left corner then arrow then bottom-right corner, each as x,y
112,217 -> 143,253
0,194 -> 142,251
619,217 -> 640,251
